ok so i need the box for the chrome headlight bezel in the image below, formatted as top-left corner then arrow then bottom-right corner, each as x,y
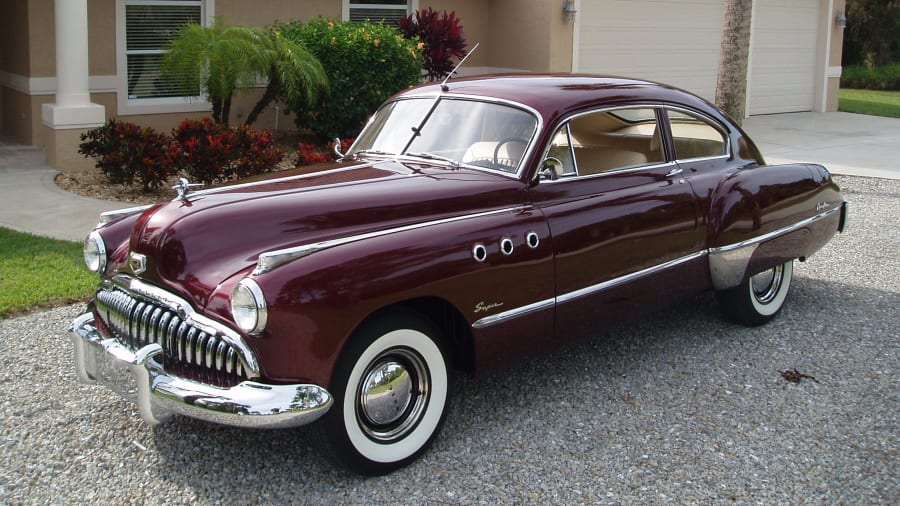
83,231 -> 108,275
231,278 -> 268,335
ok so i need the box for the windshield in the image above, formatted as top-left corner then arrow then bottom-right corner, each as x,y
349,97 -> 538,174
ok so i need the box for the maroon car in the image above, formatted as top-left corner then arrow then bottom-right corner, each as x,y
70,75 -> 847,474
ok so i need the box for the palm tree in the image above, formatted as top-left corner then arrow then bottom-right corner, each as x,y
243,28 -> 328,127
161,19 -> 327,127
715,0 -> 753,125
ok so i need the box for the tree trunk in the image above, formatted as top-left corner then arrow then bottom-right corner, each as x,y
221,97 -> 232,127
245,67 -> 282,127
715,0 -> 754,125
211,100 -> 223,124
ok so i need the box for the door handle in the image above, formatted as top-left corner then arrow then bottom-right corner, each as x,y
665,167 -> 683,178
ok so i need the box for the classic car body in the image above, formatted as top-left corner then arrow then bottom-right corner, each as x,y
69,75 -> 847,474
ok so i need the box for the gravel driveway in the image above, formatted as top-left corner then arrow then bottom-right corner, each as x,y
1,176 -> 897,505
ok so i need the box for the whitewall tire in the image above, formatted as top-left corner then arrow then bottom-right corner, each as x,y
717,260 -> 794,326
325,310 -> 449,475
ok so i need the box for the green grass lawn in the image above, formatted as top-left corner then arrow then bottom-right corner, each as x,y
0,227 -> 97,319
839,89 -> 900,118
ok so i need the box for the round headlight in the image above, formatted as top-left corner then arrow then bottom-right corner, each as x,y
231,279 -> 268,335
83,231 -> 107,274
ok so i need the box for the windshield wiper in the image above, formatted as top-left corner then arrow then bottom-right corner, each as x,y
406,151 -> 460,167
353,149 -> 395,159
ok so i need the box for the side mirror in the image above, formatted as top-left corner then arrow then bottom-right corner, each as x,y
539,157 -> 563,181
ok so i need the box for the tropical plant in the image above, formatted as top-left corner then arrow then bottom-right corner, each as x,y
78,119 -> 173,191
281,19 -> 423,140
843,0 -> 900,67
399,8 -> 467,81
161,19 -> 327,127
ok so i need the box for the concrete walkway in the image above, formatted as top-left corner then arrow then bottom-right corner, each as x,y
0,141 -> 130,241
0,111 -> 898,242
742,111 -> 900,180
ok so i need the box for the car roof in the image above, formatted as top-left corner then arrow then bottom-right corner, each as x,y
396,74 -> 728,126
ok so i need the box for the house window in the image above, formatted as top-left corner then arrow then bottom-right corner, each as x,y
124,0 -> 204,100
347,0 -> 411,24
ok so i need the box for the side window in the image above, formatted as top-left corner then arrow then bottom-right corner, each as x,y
563,107 -> 665,177
667,110 -> 728,160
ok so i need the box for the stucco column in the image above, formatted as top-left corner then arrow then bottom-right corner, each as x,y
42,0 -> 106,171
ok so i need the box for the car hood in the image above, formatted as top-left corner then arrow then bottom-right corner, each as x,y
127,159 -> 526,309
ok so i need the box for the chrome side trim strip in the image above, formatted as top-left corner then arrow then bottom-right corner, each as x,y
254,205 -> 531,275
709,205 -> 843,255
472,298 -> 555,329
557,250 -> 708,305
97,204 -> 152,228
105,274 -> 260,377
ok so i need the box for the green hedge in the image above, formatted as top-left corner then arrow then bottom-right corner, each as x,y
840,62 -> 900,91
281,19 -> 423,140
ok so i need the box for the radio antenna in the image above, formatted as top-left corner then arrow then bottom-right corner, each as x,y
440,42 -> 479,91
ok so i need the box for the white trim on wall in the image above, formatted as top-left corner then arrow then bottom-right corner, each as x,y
0,72 -> 119,96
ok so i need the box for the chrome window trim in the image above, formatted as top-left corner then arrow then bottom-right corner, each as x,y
255,205 -> 532,275
348,94 -> 544,180
104,274 -> 261,377
709,205 -> 844,255
539,160 -> 679,183
663,105 -> 732,161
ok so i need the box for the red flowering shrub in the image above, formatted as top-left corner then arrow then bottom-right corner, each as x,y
81,117 -> 285,188
295,141 -> 329,166
169,118 -> 284,184
399,9 -> 467,81
78,119 -> 173,191
231,126 -> 285,179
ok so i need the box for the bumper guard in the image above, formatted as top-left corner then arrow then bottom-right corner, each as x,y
68,312 -> 332,429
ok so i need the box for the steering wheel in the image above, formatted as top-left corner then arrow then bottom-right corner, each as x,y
492,137 -> 529,169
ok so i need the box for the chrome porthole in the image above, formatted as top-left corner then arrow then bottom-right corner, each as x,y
500,237 -> 515,256
472,243 -> 487,262
526,231 -> 540,249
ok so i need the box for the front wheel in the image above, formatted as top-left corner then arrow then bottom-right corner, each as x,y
324,310 -> 450,475
717,260 -> 794,326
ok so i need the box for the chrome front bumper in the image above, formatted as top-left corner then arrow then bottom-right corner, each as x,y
68,312 -> 332,429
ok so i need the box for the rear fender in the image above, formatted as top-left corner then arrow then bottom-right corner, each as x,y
707,163 -> 844,290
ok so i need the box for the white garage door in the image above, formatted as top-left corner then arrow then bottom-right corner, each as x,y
748,0 -> 820,114
576,0 -> 725,101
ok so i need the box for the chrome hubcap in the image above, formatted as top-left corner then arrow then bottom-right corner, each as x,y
751,265 -> 783,304
357,348 -> 429,442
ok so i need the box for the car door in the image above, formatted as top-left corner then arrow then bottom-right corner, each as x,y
529,106 -> 708,340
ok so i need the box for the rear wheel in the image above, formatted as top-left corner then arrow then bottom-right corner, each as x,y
717,260 -> 794,326
325,310 -> 450,475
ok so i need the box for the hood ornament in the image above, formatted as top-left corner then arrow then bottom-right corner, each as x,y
172,178 -> 203,200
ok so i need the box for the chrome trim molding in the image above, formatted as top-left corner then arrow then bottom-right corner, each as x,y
557,251 -> 708,305
104,274 -> 261,376
526,231 -> 540,249
472,298 -> 555,329
97,204 -> 152,228
180,162 -> 376,200
255,206 -> 531,275
69,314 -> 332,429
708,205 -> 844,290
472,243 -> 487,263
709,205 -> 843,255
500,237 -> 515,256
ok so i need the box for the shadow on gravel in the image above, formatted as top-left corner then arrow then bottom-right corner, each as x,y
136,274 -> 897,500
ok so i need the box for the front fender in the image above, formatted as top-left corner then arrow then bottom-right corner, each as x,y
237,206 -> 555,387
707,163 -> 844,290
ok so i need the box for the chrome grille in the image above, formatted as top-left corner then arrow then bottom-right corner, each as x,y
95,288 -> 248,387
